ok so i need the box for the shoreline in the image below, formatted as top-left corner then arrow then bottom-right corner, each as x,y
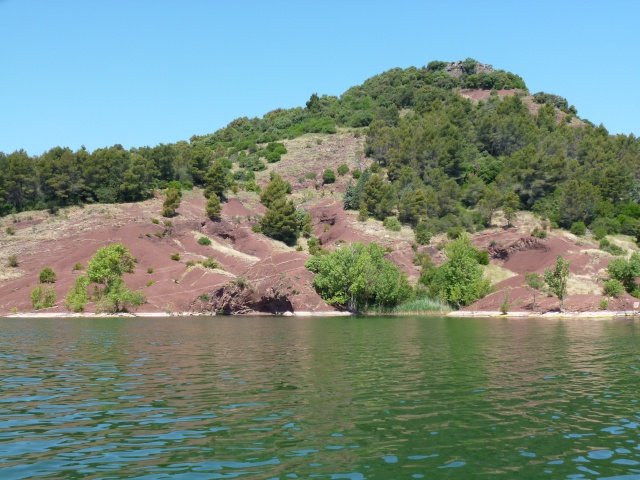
2,310 -> 639,319
451,310 -> 640,319
1,311 -> 354,319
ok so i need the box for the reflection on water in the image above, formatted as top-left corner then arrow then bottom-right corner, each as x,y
1,316 -> 640,479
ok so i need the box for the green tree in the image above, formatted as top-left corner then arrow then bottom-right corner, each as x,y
204,161 -> 230,200
205,193 -> 222,221
428,235 -> 491,308
260,173 -> 292,207
161,187 -> 181,217
524,272 -> 544,310
305,242 -> 411,312
65,243 -> 146,314
260,197 -> 299,246
502,191 -> 521,227
544,255 -> 571,311
337,164 -> 349,176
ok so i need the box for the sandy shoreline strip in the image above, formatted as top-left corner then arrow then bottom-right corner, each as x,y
2,310 -> 639,319
2,311 -> 353,319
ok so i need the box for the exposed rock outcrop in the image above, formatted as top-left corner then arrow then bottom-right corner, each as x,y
488,236 -> 549,260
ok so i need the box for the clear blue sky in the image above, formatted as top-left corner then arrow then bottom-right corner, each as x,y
2,0 -> 639,156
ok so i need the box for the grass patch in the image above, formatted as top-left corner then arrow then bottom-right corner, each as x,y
368,297 -> 450,315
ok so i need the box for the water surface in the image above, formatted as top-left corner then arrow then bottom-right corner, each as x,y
1,316 -> 640,479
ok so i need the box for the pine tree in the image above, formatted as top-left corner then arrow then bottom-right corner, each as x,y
260,197 -> 298,245
205,193 -> 222,221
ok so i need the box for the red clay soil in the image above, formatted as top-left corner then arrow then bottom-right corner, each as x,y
0,133 -> 626,317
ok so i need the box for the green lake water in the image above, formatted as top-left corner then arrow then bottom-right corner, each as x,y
1,316 -> 640,479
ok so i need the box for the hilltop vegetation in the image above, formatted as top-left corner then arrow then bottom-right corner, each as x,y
2,58 -> 640,313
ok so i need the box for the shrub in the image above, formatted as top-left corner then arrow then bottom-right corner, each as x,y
170,253 -> 181,261
599,298 -> 609,310
352,169 -> 362,179
72,262 -> 84,271
31,285 -> 56,310
446,226 -> 464,240
600,238 -> 625,256
305,172 -> 317,180
383,217 -> 401,232
531,227 -> 547,239
5,226 -> 15,236
151,218 -> 159,224
198,236 -> 212,246
337,164 -> 349,176
603,279 -> 625,298
477,250 -> 490,265
570,221 -> 587,236
415,222 -> 432,245
145,280 -> 155,287
147,267 -> 154,274
7,255 -> 18,268
322,169 -> 336,184
426,235 -> 491,308
185,260 -> 196,268
200,257 -> 221,269
39,267 -> 57,284
305,242 -> 411,312
608,252 -> 640,295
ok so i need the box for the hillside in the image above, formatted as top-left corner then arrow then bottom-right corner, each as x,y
2,59 -> 640,315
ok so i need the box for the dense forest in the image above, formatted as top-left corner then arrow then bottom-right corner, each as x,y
2,58 -> 639,247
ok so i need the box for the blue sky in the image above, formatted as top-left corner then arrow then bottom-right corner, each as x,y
2,0 -> 639,156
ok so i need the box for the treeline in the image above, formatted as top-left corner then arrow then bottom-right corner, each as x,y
346,87 -> 640,242
0,58 -> 525,217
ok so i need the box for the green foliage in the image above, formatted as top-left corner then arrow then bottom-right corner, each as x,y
170,253 -> 181,261
205,193 -> 222,221
72,262 -> 84,271
607,252 -> 640,296
544,255 -> 571,311
570,221 -> 587,236
63,244 -> 145,314
425,235 -> 491,308
200,257 -> 222,269
260,197 -> 299,246
531,227 -> 547,239
31,285 -> 56,310
39,267 -> 56,284
337,164 -> 349,176
65,275 -> 89,312
305,242 -> 411,312
502,192 -> 520,227
204,162 -> 230,200
162,187 -> 181,218
260,173 -> 292,207
198,236 -> 212,246
5,226 -> 15,235
295,209 -> 313,237
414,221 -> 433,245
7,255 -> 18,268
87,243 -> 136,291
476,250 -> 490,265
524,272 -> 544,309
603,279 -> 625,298
322,169 -> 336,184
383,217 -> 401,231
599,238 -> 625,256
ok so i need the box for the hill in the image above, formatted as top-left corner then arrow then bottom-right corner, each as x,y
1,59 -> 640,315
